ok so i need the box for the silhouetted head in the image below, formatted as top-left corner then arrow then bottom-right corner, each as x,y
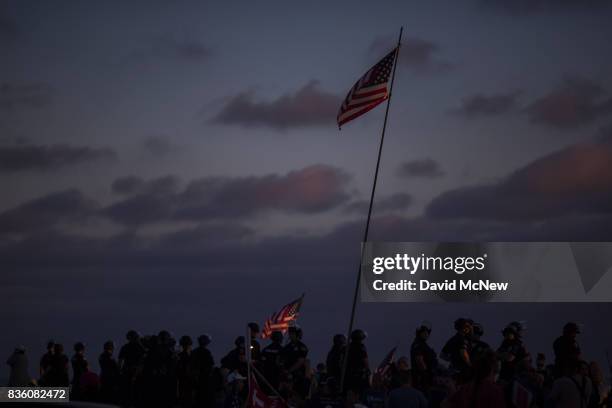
416,321 -> 432,340
54,343 -> 64,355
288,326 -> 299,342
179,335 -> 193,349
126,330 -> 140,342
454,318 -> 472,336
234,336 -> 245,348
46,340 -> 55,352
248,322 -> 260,337
271,331 -> 284,344
563,322 -> 580,338
198,334 -> 212,347
74,342 -> 85,354
333,334 -> 347,347
472,322 -> 484,339
350,329 -> 367,343
103,341 -> 114,353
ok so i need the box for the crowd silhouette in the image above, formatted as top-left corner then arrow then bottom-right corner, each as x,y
5,319 -> 611,408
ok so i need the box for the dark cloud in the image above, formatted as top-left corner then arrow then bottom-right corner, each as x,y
210,81 -> 341,130
0,7 -> 18,45
0,189 -> 98,236
106,165 -> 351,226
0,144 -> 117,173
142,135 -> 179,157
134,35 -> 212,62
525,77 -> 612,129
344,192 -> 413,215
0,82 -> 54,110
479,0 -> 611,15
426,140 -> 612,221
453,91 -> 520,117
397,158 -> 445,179
369,36 -> 453,75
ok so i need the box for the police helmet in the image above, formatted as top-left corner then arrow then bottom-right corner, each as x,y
351,329 -> 367,342
126,330 -> 140,341
333,334 -> 347,346
416,321 -> 432,334
563,322 -> 581,334
179,335 -> 193,347
198,334 -> 212,346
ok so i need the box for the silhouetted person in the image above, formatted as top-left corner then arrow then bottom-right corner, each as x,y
79,361 -> 100,401
550,359 -> 593,408
221,336 -> 247,377
326,334 -> 346,383
344,329 -> 370,395
497,321 -> 527,384
282,326 -> 309,398
143,330 -> 178,408
411,321 -> 438,391
446,349 -> 505,408
261,330 -> 284,392
470,323 -> 490,360
177,335 -> 196,408
118,330 -> 145,407
7,346 -> 31,386
193,334 -> 215,408
553,322 -> 582,378
387,370 -> 428,408
441,318 -> 473,383
48,343 -> 69,387
71,342 -> 87,400
39,340 -> 54,385
99,340 -> 120,404
248,322 -> 262,362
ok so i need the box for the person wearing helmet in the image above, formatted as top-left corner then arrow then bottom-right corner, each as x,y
118,330 -> 145,407
470,322 -> 490,361
497,322 -> 528,384
221,336 -> 247,377
177,335 -> 196,407
39,340 -> 55,386
71,342 -> 88,400
99,340 -> 120,404
282,326 -> 309,398
553,322 -> 582,378
261,331 -> 285,392
441,318 -> 473,383
326,334 -> 347,383
248,322 -> 262,362
193,334 -> 215,408
345,329 -> 370,395
411,321 -> 438,391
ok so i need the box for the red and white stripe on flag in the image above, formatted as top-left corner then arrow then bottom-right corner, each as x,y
261,295 -> 303,339
248,373 -> 285,408
337,48 -> 398,128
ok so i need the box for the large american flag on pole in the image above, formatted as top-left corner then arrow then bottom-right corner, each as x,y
261,295 -> 304,339
337,48 -> 398,128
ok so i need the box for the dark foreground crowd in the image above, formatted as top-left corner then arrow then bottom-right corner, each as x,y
5,320 -> 611,408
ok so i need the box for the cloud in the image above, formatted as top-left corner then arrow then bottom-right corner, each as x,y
525,77 -> 612,129
453,91 -> 520,117
0,144 -> 117,173
479,0 -> 611,15
133,35 -> 212,62
142,135 -> 179,157
0,189 -> 98,236
426,140 -> 612,221
397,158 -> 445,179
105,165 -> 352,226
0,82 -> 54,110
344,192 -> 413,215
369,35 -> 453,75
0,7 -> 18,45
210,81 -> 341,130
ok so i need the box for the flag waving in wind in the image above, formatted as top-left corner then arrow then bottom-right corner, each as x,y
261,295 -> 304,339
337,48 -> 398,128
375,346 -> 397,376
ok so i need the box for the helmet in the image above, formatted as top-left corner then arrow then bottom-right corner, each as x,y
198,334 -> 212,347
248,322 -> 260,334
563,322 -> 581,334
351,329 -> 367,342
454,318 -> 471,331
74,342 -> 85,352
271,331 -> 284,343
333,334 -> 347,346
179,335 -> 193,347
126,330 -> 140,341
508,321 -> 526,336
473,323 -> 484,337
103,341 -> 114,350
416,321 -> 432,334
158,330 -> 171,343
234,336 -> 245,347
47,340 -> 55,350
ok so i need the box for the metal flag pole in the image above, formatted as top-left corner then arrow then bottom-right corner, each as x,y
339,26 -> 403,392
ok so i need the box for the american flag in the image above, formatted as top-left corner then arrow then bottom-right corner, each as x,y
337,48 -> 398,128
375,345 -> 397,376
248,372 -> 286,408
261,295 -> 304,339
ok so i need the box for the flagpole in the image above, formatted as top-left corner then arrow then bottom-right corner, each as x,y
340,26 -> 403,392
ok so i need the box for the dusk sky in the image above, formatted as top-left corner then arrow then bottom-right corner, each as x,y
3,0 -> 612,378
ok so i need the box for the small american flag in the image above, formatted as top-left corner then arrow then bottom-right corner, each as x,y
261,295 -> 304,339
375,346 -> 397,376
337,48 -> 398,128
